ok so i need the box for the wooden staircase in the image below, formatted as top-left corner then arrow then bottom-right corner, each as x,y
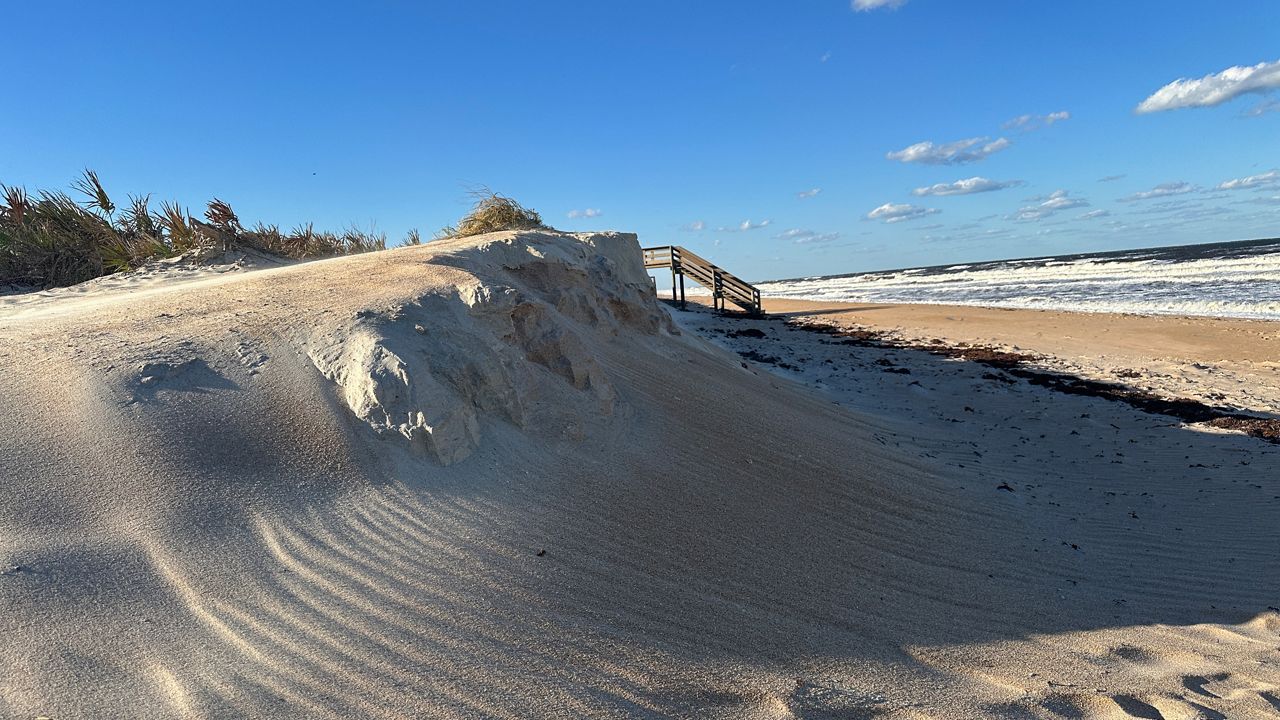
642,245 -> 763,316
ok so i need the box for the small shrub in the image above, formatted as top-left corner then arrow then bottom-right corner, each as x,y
158,200 -> 197,251
2,185 -> 30,224
205,198 -> 241,232
0,172 -> 158,286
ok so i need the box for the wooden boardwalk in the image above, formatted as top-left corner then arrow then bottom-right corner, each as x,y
642,245 -> 763,315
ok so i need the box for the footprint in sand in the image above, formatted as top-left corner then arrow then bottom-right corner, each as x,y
1108,644 -> 1157,663
235,340 -> 269,374
1109,694 -> 1164,719
784,679 -> 887,717
131,357 -> 236,402
1181,673 -> 1229,699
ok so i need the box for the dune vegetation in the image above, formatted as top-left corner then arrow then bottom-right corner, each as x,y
0,174 -> 556,291
0,171 -> 389,289
435,190 -> 546,240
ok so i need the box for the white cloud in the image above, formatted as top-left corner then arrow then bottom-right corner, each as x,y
1078,209 -> 1111,220
852,0 -> 906,11
1098,174 -> 1127,183
796,188 -> 822,199
912,176 -> 1021,197
680,220 -> 706,232
1173,206 -> 1232,221
820,51 -> 832,63
717,219 -> 772,232
776,228 -> 841,244
1011,189 -> 1089,221
1216,170 -> 1279,190
567,208 -> 602,219
866,202 -> 940,223
1246,99 -> 1280,117
1132,199 -> 1202,215
1121,181 -> 1196,202
886,137 -> 1011,165
1136,59 -> 1280,113
1002,111 -> 1071,131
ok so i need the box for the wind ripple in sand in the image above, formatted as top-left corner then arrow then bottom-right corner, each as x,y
2,231 -> 1278,718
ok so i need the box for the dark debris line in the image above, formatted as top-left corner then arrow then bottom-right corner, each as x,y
731,312 -> 1280,443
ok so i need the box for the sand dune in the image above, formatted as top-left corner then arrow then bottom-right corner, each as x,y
2,232 -> 1278,718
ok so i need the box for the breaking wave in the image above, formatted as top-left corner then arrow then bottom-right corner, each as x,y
759,238 -> 1280,320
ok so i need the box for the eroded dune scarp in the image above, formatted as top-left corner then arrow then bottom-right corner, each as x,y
302,232 -> 658,464
1,231 -> 1277,719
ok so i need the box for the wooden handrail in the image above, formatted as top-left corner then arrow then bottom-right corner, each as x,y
642,245 -> 762,315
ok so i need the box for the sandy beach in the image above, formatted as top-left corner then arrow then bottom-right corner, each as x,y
7,0 -> 1280,715
754,297 -> 1280,416
2,232 -> 1279,718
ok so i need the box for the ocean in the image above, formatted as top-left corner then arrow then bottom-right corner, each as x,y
757,238 -> 1280,321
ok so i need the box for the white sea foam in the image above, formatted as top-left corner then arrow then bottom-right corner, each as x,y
759,247 -> 1280,320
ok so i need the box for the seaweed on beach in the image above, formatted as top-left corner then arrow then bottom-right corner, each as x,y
786,317 -> 1280,443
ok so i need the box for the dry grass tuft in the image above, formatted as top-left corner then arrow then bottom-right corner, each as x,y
436,190 -> 546,240
2,185 -> 30,224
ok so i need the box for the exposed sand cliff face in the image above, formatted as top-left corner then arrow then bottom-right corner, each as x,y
1,232 -> 1277,719
301,232 -> 653,465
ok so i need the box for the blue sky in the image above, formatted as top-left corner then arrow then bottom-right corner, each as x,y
2,1 -> 1278,280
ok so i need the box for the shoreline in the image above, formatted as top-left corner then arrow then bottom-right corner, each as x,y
685,295 -> 1280,420
765,297 -> 1280,323
789,314 -> 1280,441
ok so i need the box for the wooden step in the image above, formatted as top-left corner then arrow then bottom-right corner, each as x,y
642,245 -> 763,316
